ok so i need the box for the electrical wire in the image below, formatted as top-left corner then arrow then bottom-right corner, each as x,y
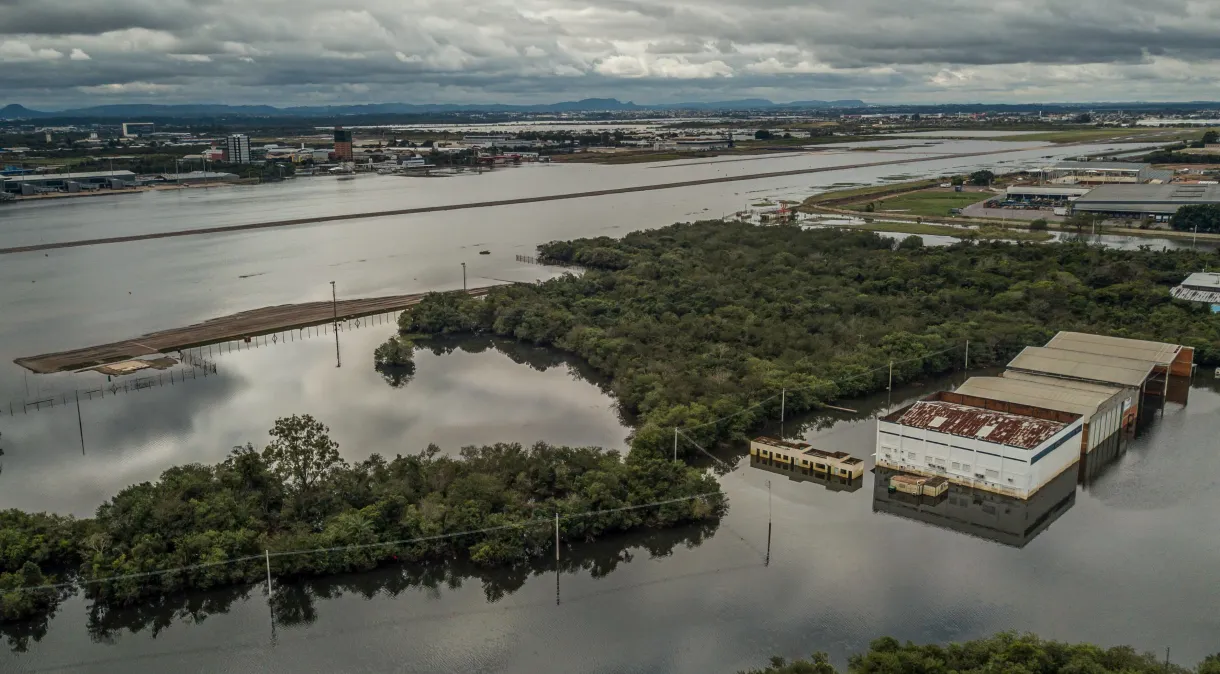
5,492 -> 719,596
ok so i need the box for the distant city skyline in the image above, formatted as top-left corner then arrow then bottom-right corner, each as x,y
2,0 -> 1220,108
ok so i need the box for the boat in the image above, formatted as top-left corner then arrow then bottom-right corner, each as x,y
479,250 -> 490,255
337,175 -> 356,181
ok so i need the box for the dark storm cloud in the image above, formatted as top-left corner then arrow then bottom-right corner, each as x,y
2,0 -> 1219,106
0,0 -> 210,35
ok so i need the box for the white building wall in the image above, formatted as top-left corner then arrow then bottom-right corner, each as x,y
877,419 -> 1084,498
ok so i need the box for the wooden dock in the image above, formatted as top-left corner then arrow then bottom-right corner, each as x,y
15,287 -> 492,374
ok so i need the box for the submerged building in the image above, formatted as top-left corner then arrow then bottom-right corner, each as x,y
877,392 -> 1083,499
876,331 -> 1194,500
749,437 -> 866,480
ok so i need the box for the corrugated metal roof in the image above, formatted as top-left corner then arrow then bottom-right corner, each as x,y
1002,370 -> 1135,394
1171,286 -> 1220,304
1074,184 -> 1220,206
1006,346 -> 1155,388
3,170 -> 135,183
1045,331 -> 1181,366
1052,161 -> 1149,171
891,400 -> 1067,450
954,376 -> 1119,418
1005,186 -> 1092,197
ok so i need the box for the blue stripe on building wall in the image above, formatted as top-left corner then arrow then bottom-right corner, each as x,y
1030,426 -> 1083,465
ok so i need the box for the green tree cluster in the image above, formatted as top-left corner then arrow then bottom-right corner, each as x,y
1170,204 -> 1220,234
744,632 -> 1219,674
0,415 -> 722,630
398,222 -> 1220,461
969,170 -> 995,186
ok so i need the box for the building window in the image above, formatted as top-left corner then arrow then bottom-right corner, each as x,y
962,464 -> 971,472
952,462 -> 961,470
985,469 -> 1000,480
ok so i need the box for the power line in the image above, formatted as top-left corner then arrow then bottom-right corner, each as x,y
7,492 -> 720,596
674,342 -> 964,434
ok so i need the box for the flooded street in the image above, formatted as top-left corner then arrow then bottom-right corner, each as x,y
2,139 -> 1218,671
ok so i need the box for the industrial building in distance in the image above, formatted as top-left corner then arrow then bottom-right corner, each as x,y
1071,184 -> 1220,220
1042,161 -> 1173,185
876,331 -> 1192,500
1171,272 -> 1220,312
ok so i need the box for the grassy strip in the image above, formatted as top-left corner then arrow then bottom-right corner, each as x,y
987,128 -> 1204,143
799,179 -> 942,209
850,189 -> 992,217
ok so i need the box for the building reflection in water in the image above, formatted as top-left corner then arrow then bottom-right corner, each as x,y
748,456 -> 863,493
872,464 -> 1078,548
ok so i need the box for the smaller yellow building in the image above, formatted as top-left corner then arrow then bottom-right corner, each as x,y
749,437 -> 865,480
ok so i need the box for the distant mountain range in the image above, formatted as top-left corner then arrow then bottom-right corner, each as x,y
0,98 -> 867,120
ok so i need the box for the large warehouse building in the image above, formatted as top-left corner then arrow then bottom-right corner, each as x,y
877,392 -> 1085,499
1071,184 -> 1220,220
2,170 -> 136,195
875,331 -> 1192,500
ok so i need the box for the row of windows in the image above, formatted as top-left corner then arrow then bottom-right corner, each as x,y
758,450 -> 851,474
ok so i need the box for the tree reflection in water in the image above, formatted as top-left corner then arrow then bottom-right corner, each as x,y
51,520 -> 720,647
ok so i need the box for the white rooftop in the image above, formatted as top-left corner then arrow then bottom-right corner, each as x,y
1181,272 -> 1220,290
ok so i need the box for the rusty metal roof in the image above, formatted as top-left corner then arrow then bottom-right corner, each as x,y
890,400 -> 1068,450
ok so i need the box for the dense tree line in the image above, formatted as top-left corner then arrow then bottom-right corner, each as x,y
743,632 -> 1220,674
1170,204 -> 1220,234
1,415 -> 722,634
399,222 -> 1220,460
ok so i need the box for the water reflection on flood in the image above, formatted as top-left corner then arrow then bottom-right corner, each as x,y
0,329 -> 630,516
2,367 -> 1219,671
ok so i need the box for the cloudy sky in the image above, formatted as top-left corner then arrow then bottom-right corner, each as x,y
2,0 -> 1220,108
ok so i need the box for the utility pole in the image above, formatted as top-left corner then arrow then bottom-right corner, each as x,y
461,262 -> 467,291
888,361 -> 894,391
780,388 -> 786,437
673,428 -> 678,461
554,512 -> 560,561
965,340 -> 970,371
330,281 -> 340,368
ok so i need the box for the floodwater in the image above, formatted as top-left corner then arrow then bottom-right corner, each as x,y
2,361 -> 1218,672
2,138 -> 1219,670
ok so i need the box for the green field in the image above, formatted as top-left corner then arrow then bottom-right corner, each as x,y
800,179 -> 941,208
852,189 -> 990,217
